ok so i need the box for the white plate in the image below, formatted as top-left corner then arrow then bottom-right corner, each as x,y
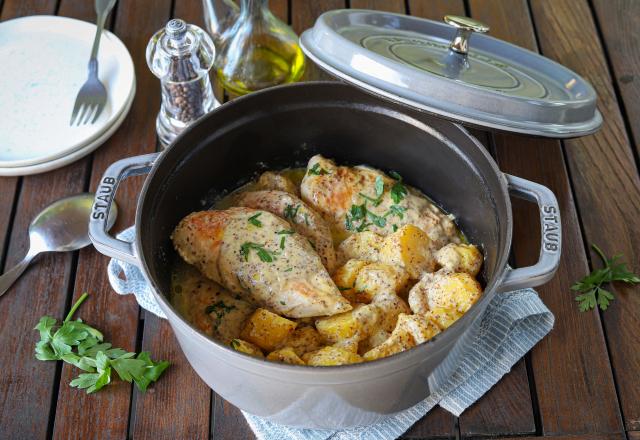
0,16 -> 135,167
0,81 -> 135,176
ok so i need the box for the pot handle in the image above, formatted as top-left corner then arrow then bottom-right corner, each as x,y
88,153 -> 160,266
497,174 -> 562,292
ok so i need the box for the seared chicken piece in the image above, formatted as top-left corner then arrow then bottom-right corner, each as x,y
256,171 -> 300,196
235,190 -> 337,272
300,155 -> 460,247
408,271 -> 482,316
171,207 -> 351,318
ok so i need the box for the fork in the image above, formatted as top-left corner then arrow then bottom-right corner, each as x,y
70,0 -> 117,126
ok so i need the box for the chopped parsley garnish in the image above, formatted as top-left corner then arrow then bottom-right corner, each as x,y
247,212 -> 262,227
240,242 -> 276,262
283,267 -> 293,272
205,301 -> 236,331
385,204 -> 406,219
392,224 -> 398,232
276,230 -> 294,249
283,204 -> 300,222
358,175 -> 385,207
389,171 -> 408,204
366,209 -> 387,228
279,301 -> 286,305
307,163 -> 328,175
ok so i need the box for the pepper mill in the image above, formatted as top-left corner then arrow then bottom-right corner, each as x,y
146,19 -> 217,147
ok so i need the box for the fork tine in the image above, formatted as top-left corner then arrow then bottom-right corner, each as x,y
75,105 -> 88,126
70,99 -> 83,126
82,105 -> 96,125
91,103 -> 105,124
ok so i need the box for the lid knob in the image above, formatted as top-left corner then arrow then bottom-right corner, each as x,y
444,15 -> 489,55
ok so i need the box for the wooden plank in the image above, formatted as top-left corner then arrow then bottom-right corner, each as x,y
408,0 -> 465,18
0,178 -> 18,268
629,432 -> 640,440
499,435 -> 624,440
51,1 -> 173,439
128,1 -> 211,439
213,398 -> 256,440
591,0 -> 640,157
290,0 -> 344,81
468,0 -> 626,436
529,0 -> 640,432
350,0 -> 404,13
0,1 -> 87,438
0,163 -> 87,439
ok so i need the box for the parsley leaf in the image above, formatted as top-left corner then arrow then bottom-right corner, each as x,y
307,163 -> 328,176
572,244 -> 640,311
276,229 -> 295,235
375,175 -> 384,198
247,212 -> 262,227
35,293 -> 169,394
385,204 -> 406,219
283,204 -> 300,223
240,242 -> 276,262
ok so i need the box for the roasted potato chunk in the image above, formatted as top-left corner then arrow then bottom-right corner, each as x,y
333,337 -> 359,353
266,347 -> 306,365
257,171 -> 300,196
379,225 -> 436,278
424,307 -> 460,330
230,339 -> 264,358
315,304 -> 380,343
372,292 -> 411,332
354,263 -> 410,302
332,259 -> 369,302
279,326 -> 323,357
435,243 -> 483,276
363,328 -> 415,361
408,272 -> 482,316
394,313 -> 440,344
303,346 -> 363,366
240,308 -> 297,351
337,231 -> 384,265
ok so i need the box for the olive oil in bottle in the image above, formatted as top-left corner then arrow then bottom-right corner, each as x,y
213,0 -> 305,95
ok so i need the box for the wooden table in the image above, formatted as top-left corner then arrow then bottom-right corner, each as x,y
1,1 -> 638,439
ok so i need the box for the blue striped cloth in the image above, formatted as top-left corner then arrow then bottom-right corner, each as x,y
106,229 -> 553,440
242,289 -> 553,440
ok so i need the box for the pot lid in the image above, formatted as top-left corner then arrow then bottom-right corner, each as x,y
300,10 -> 602,138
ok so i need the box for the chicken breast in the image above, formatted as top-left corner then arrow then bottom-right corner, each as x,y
235,190 -> 337,273
256,171 -> 300,196
300,155 -> 460,248
171,207 -> 351,318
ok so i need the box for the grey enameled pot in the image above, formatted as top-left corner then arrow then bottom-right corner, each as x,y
89,82 -> 561,429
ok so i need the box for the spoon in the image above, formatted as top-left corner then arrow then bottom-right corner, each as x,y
0,193 -> 117,298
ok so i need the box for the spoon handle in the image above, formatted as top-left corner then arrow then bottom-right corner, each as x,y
0,252 -> 37,298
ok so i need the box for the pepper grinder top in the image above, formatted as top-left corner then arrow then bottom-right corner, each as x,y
146,18 -> 217,147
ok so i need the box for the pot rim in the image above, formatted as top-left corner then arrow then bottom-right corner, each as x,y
133,81 -> 514,375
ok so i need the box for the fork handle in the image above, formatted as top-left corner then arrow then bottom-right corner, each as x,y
90,0 -> 117,60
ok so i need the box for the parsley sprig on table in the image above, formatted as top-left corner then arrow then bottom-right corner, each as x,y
572,244 -> 640,311
34,293 -> 169,394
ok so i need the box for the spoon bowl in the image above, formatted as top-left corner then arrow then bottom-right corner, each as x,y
0,193 -> 117,297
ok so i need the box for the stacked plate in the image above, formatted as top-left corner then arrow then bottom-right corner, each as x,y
0,16 -> 135,176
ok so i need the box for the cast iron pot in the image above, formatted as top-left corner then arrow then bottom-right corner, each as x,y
89,82 -> 561,429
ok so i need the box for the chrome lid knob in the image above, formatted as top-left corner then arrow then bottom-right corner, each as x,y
444,15 -> 490,55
